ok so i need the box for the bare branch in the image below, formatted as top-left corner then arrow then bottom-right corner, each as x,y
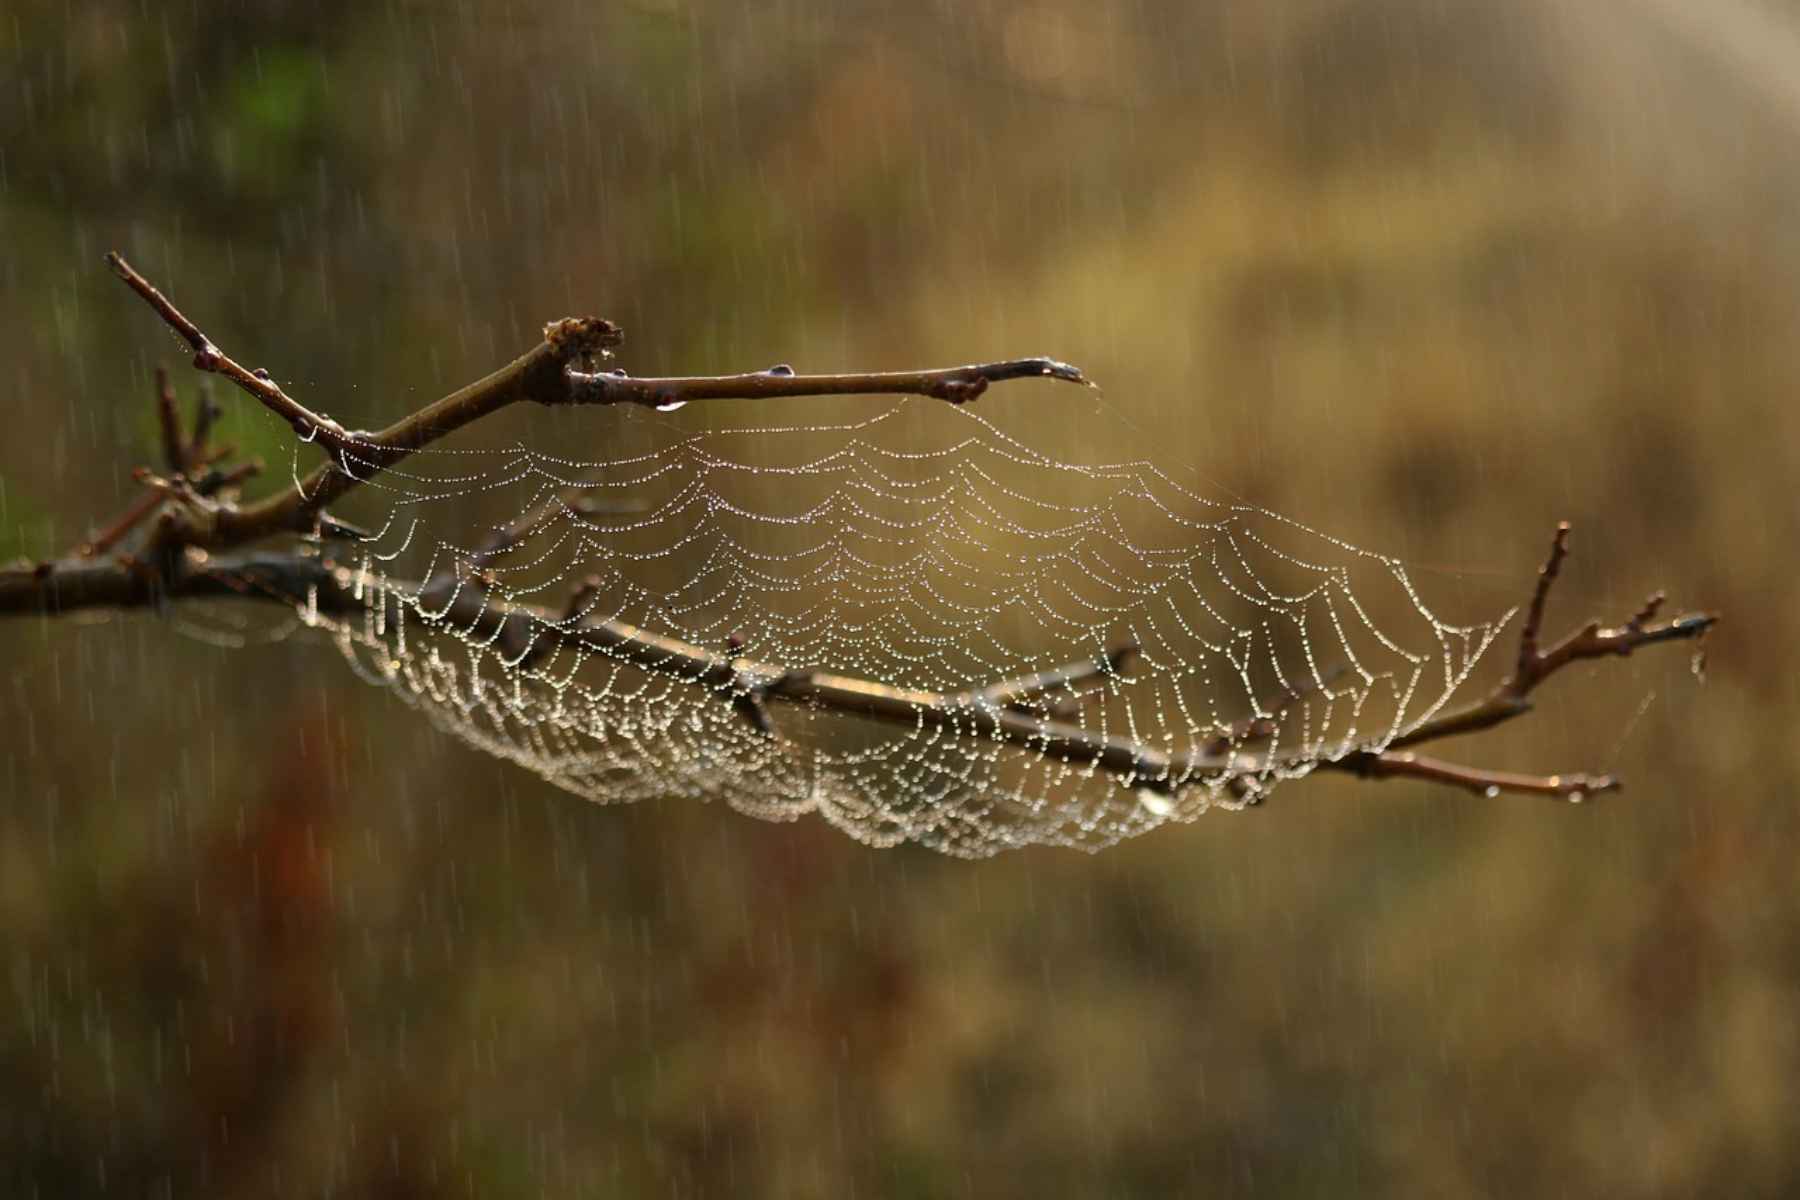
75,487 -> 163,558
1342,751 -> 1617,800
0,549 -> 1240,790
1389,523 -> 1717,751
154,366 -> 185,474
73,365 -> 252,561
420,484 -> 603,607
107,253 -> 356,453
971,643 -> 1140,713
0,259 -> 1712,814
188,381 -> 220,461
1207,664 -> 1350,753
567,358 -> 1090,409
1515,519 -> 1568,677
194,458 -> 264,498
107,257 -> 1086,551
0,524 -> 1708,804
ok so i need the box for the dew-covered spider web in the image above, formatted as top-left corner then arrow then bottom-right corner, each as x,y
296,396 -> 1508,857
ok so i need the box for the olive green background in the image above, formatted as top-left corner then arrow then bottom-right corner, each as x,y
2,1 -> 1794,1195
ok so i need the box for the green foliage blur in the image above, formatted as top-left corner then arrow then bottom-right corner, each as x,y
2,1 -> 1794,1195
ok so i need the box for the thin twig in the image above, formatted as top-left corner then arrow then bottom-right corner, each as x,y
1388,523 -> 1718,751
1346,751 -> 1617,800
971,643 -> 1140,711
75,487 -> 164,558
567,359 -> 1089,409
194,459 -> 264,497
1201,664 -> 1350,754
1514,520 -> 1569,684
189,381 -> 220,460
421,487 -> 594,605
106,253 -> 355,452
154,365 -> 185,474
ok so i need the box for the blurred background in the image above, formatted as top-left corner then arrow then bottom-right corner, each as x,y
2,0 -> 1795,1194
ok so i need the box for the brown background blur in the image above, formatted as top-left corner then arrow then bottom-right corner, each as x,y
3,1 -> 1795,1195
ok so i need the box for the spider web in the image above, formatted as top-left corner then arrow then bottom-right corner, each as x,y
298,397 -> 1507,856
